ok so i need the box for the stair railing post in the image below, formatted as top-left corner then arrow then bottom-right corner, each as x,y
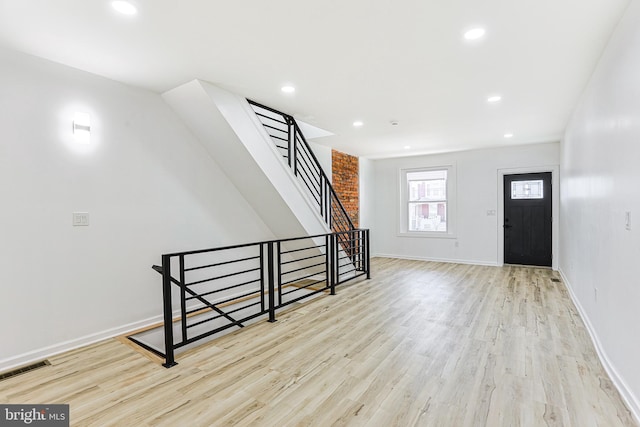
357,229 -> 363,271
179,255 -> 187,344
161,254 -> 177,368
259,243 -> 266,313
267,242 -> 276,322
327,234 -> 336,295
365,229 -> 371,280
329,194 -> 334,231
291,122 -> 298,177
320,174 -> 325,219
333,232 -> 340,287
287,117 -> 293,169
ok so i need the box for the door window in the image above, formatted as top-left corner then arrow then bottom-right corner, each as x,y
511,180 -> 543,200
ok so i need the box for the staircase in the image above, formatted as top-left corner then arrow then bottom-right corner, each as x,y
247,100 -> 354,235
247,100 -> 357,260
162,80 -> 357,258
147,81 -> 369,367
163,81 -> 328,238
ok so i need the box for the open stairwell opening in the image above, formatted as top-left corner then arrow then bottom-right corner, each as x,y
128,230 -> 370,367
247,100 -> 360,270
128,89 -> 370,366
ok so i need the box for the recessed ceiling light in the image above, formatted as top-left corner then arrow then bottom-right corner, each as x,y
353,121 -> 364,127
504,133 -> 514,138
464,28 -> 486,40
487,95 -> 502,103
112,1 -> 137,15
281,85 -> 295,93
404,145 -> 411,149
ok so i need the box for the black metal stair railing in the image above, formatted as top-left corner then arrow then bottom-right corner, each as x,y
247,100 -> 354,237
153,229 -> 370,368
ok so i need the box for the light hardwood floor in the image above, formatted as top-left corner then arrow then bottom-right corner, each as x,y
1,258 -> 637,426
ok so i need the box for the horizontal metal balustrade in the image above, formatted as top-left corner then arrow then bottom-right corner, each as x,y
247,100 -> 354,236
154,229 -> 370,368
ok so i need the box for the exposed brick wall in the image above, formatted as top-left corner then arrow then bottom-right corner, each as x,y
332,149 -> 359,228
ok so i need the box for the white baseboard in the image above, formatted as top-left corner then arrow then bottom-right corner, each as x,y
372,253 -> 498,267
0,314 -> 165,373
559,269 -> 640,425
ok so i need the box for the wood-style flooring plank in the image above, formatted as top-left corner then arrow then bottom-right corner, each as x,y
0,258 -> 636,426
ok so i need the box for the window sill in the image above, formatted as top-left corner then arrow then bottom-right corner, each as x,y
397,231 -> 457,239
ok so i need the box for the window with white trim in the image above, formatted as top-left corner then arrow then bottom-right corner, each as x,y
400,166 -> 456,237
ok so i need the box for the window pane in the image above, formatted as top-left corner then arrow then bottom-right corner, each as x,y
409,202 -> 447,231
511,180 -> 543,199
408,169 -> 447,202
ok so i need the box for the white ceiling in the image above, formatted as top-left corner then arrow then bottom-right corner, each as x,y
0,0 -> 630,158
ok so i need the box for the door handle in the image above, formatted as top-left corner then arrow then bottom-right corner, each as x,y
503,224 -> 513,229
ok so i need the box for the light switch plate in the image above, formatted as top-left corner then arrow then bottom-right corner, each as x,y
72,212 -> 90,226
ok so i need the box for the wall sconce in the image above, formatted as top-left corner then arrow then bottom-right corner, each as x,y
73,112 -> 91,143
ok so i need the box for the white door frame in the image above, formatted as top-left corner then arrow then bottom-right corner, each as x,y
497,165 -> 559,270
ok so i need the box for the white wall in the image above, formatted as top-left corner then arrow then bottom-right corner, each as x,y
372,143 -> 559,264
307,140 -> 332,183
0,48 -> 273,370
359,157 -> 375,230
560,1 -> 640,419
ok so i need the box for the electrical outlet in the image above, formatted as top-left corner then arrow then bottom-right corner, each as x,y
625,211 -> 631,230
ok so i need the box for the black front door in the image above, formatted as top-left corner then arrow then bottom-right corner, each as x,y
504,172 -> 552,267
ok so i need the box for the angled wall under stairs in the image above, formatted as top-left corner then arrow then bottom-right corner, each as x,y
163,80 -> 330,239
